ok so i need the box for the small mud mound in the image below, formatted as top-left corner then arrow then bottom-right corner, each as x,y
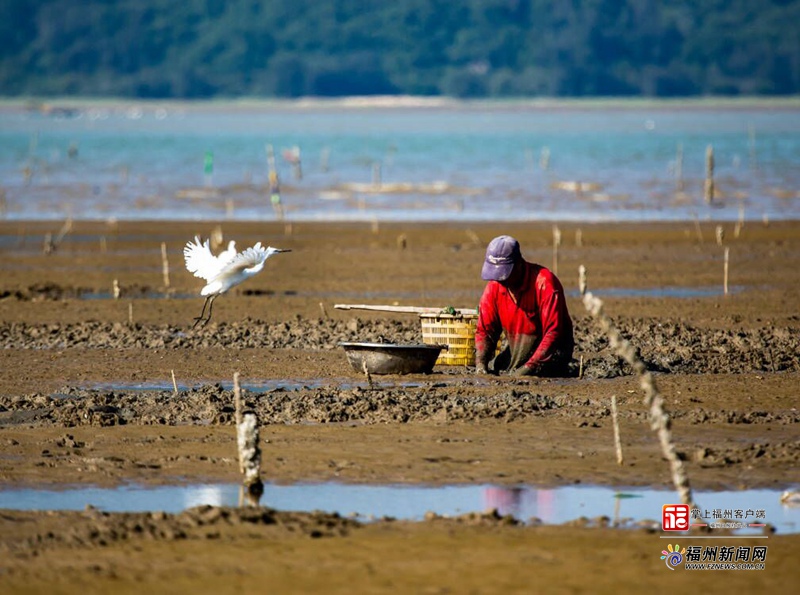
0,317 -> 419,350
0,385 -> 569,427
0,506 -> 360,554
254,387 -> 564,424
423,508 -> 521,526
687,441 -> 800,466
678,408 -> 800,425
575,317 -> 800,376
5,382 -> 799,430
1,316 -> 798,376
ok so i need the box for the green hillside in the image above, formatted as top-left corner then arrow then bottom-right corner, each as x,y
1,0 -> 798,98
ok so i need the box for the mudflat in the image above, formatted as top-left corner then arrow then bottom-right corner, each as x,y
0,218 -> 798,593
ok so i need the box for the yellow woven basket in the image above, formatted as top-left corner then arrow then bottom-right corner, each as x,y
419,313 -> 478,366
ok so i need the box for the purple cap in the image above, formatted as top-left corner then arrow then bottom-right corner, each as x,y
481,235 -> 521,281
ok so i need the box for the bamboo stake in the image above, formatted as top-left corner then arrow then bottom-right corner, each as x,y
128,302 -> 133,324
113,279 -> 120,300
540,147 -> 550,170
579,266 -> 695,507
362,360 -> 373,390
552,225 -> 561,275
734,203 -> 745,238
692,215 -> 704,243
266,144 -> 276,176
320,146 -> 330,172
55,217 -> 73,246
237,412 -> 264,507
575,228 -> 582,248
291,146 -> 302,180
234,372 -> 263,506
274,201 -> 285,222
715,225 -> 724,246
704,145 -> 715,204
465,229 -> 481,246
43,232 -> 53,254
171,370 -> 178,395
211,225 -> 224,250
160,242 -> 170,288
234,371 -> 243,428
723,247 -> 730,295
204,150 -> 214,187
319,302 -> 328,318
611,394 -> 623,465
371,161 -> 382,187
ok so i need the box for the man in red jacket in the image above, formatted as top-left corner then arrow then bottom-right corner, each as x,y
475,235 -> 574,376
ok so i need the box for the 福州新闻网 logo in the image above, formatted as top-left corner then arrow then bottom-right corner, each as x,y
662,545 -> 769,570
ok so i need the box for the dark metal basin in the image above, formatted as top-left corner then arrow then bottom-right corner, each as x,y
338,342 -> 446,375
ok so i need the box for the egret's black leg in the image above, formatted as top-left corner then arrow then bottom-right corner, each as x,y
192,296 -> 212,328
203,295 -> 217,326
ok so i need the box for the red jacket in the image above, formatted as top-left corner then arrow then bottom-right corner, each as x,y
475,261 -> 574,371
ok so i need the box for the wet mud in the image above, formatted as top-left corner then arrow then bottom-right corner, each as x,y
0,219 -> 798,593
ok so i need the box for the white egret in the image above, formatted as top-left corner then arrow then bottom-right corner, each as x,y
183,236 -> 291,327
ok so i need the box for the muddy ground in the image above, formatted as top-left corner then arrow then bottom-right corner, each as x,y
0,219 -> 798,593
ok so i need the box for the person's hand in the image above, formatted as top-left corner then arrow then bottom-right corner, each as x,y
510,365 -> 535,377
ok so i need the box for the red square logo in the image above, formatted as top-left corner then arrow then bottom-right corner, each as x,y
662,504 -> 690,531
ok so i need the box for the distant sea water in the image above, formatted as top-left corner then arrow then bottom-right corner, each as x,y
1,99 -> 798,223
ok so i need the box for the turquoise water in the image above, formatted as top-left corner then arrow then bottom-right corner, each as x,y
1,103 -> 799,222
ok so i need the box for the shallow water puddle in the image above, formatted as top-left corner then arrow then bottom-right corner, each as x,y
80,291 -> 196,300
569,286 -> 744,298
76,379 -> 359,393
66,286 -> 743,300
0,483 -> 796,534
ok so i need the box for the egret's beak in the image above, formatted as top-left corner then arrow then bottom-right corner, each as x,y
276,249 -> 292,253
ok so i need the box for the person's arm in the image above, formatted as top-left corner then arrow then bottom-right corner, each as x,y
475,284 -> 501,372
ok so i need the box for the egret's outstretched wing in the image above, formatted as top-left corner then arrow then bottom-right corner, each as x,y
184,236 -> 224,281
217,240 -> 237,264
216,243 -> 268,278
